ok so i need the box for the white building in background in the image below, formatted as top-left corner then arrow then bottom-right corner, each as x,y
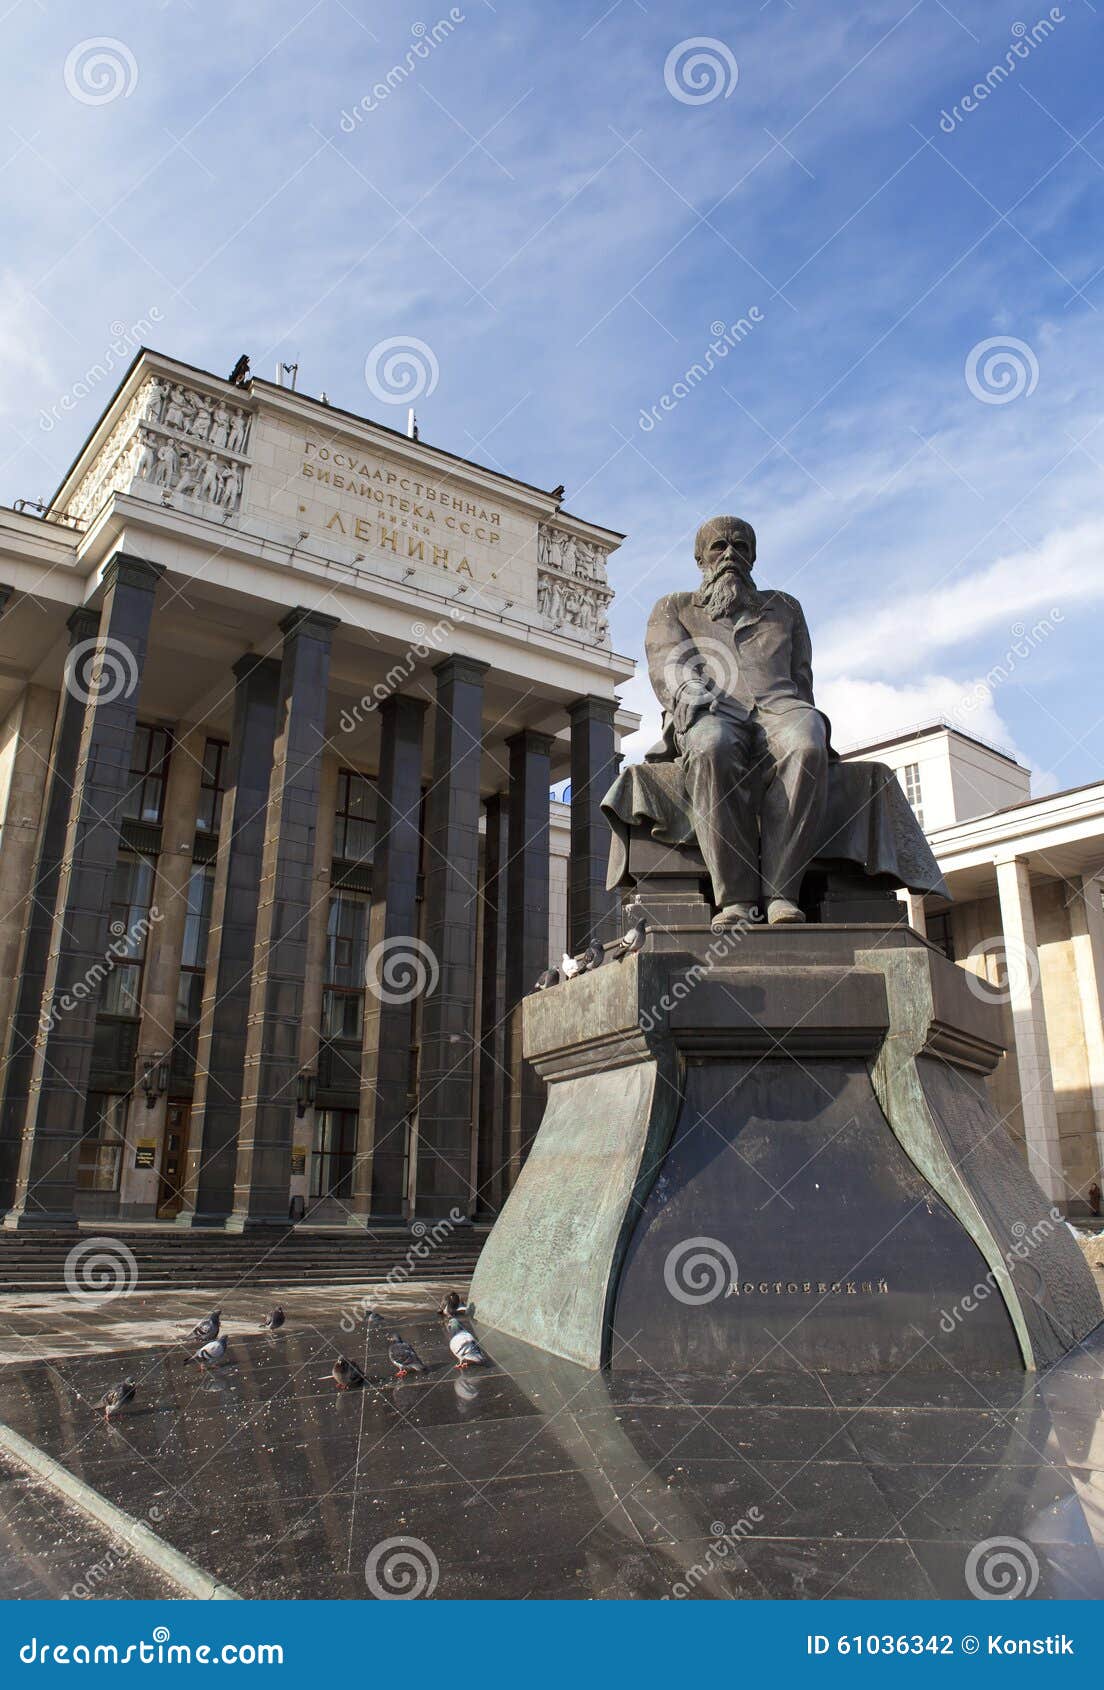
840,720 -> 1104,1218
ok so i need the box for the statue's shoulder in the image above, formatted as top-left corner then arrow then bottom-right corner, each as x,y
763,587 -> 806,620
648,590 -> 695,622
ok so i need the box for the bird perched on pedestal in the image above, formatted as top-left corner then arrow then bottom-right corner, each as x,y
534,967 -> 560,991
386,1332 -> 427,1378
187,1335 -> 227,1367
578,943 -> 604,972
260,1307 -> 284,1331
327,1356 -> 365,1391
617,904 -> 648,957
561,951 -> 580,979
447,1319 -> 488,1369
95,1381 -> 136,1421
228,354 -> 250,386
185,1310 -> 220,1344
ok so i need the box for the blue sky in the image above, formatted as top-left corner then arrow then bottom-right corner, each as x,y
2,0 -> 1102,792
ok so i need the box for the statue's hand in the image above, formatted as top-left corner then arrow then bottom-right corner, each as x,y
672,675 -> 716,735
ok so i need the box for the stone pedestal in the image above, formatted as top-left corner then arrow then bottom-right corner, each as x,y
470,896 -> 1102,1373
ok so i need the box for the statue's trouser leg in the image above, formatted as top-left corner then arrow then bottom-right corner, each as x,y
758,708 -> 829,902
678,713 -> 760,905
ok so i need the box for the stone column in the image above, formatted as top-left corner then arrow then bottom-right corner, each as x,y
415,656 -> 487,1219
567,696 -> 620,952
476,792 -> 509,1214
228,608 -> 339,1231
505,729 -> 553,1178
0,611 -> 99,1210
178,656 -> 280,1226
1068,873 -> 1104,1191
119,724 -> 205,1218
899,891 -> 927,935
356,692 -> 426,1220
295,754 -> 339,1215
5,557 -> 163,1230
994,854 -> 1064,1205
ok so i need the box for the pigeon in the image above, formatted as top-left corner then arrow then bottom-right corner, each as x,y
447,1319 -> 488,1369
578,943 -> 604,973
561,951 -> 581,980
618,905 -> 648,957
386,1332 -> 427,1378
187,1335 -> 227,1367
96,1381 -> 136,1421
438,1291 -> 468,1321
534,968 -> 560,992
363,1309 -> 385,1329
550,483 -> 565,503
327,1356 -> 365,1391
260,1307 -> 285,1331
185,1310 -> 221,1344
228,354 -> 250,386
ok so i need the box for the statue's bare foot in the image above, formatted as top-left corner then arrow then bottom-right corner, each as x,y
711,901 -> 759,932
766,898 -> 805,925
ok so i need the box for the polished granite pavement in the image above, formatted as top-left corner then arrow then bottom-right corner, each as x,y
0,1288 -> 1101,1600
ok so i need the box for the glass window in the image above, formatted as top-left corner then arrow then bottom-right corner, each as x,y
100,854 -> 155,1017
334,770 -> 376,862
196,738 -> 229,833
310,1108 -> 358,1200
120,724 -> 172,824
321,891 -> 368,1041
77,1094 -> 127,1192
900,762 -> 924,831
176,865 -> 216,1023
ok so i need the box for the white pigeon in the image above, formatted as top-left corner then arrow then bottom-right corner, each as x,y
447,1318 -> 488,1369
188,1334 -> 228,1367
561,950 -> 581,979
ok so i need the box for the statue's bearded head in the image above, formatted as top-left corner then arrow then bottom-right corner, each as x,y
692,516 -> 762,619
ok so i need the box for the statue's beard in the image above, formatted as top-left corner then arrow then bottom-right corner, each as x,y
693,563 -> 763,621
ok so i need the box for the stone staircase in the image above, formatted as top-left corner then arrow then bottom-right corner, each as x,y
0,1224 -> 490,1294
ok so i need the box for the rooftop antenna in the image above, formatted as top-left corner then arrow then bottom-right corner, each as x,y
277,361 -> 299,390
407,407 -> 418,440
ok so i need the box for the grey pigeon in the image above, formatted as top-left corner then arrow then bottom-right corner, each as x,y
534,968 -> 560,991
447,1318 -> 487,1369
188,1335 -> 227,1367
578,943 -> 604,972
186,1309 -> 221,1344
618,905 -> 648,956
439,1291 -> 467,1321
260,1307 -> 284,1331
364,1309 -> 384,1328
96,1381 -> 136,1420
328,1356 -> 365,1391
386,1332 -> 427,1377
